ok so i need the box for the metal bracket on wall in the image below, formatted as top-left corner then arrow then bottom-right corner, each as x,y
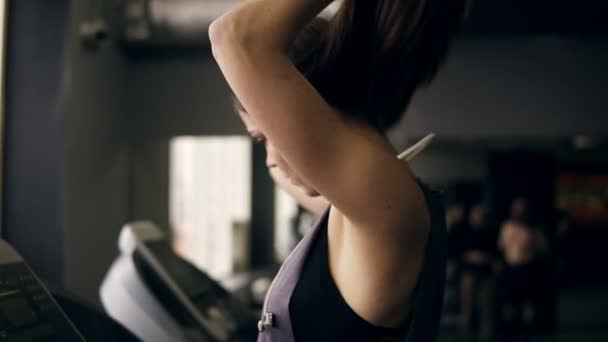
80,18 -> 110,50
79,0 -> 125,50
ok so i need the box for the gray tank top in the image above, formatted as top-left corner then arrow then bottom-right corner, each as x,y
257,179 -> 447,342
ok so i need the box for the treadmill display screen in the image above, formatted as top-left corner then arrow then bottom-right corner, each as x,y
0,263 -> 83,341
134,240 -> 255,341
144,241 -> 222,302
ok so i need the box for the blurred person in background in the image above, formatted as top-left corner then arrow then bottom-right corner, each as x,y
527,208 -> 570,335
497,197 -> 548,341
442,201 -> 467,328
458,203 -> 498,340
446,201 -> 467,279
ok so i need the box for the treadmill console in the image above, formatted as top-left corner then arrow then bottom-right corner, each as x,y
134,239 -> 255,340
101,222 -> 257,342
0,240 -> 84,341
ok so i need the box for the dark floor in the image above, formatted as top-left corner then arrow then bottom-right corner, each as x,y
437,288 -> 608,342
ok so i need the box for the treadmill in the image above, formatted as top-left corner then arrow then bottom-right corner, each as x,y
101,222 -> 258,342
0,240 -> 85,341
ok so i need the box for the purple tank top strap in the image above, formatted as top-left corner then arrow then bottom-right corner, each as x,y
257,207 -> 330,342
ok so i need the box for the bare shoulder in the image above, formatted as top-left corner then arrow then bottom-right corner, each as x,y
327,173 -> 431,328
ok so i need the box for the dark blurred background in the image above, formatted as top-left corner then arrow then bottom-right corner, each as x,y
2,0 -> 607,341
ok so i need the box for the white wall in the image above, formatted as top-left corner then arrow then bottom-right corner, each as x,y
128,56 -> 243,139
400,37 -> 608,138
409,150 -> 488,186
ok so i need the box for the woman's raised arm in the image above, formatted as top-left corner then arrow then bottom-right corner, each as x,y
210,0 -> 425,233
210,0 -> 333,51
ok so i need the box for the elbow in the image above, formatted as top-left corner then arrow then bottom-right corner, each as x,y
210,12 -> 279,57
209,13 -> 259,56
209,16 -> 235,56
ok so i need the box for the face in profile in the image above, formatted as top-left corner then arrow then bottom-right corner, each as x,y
238,110 -> 321,197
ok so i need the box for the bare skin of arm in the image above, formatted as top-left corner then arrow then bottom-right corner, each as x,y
210,0 -> 429,327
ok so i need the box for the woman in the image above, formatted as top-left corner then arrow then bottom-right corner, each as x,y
210,0 -> 467,340
498,198 -> 548,339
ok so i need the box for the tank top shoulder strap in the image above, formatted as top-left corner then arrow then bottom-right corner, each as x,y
404,179 -> 447,342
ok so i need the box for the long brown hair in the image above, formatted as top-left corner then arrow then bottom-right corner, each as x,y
235,0 -> 469,132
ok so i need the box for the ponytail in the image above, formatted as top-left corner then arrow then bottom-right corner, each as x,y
240,0 -> 469,132
300,0 -> 467,131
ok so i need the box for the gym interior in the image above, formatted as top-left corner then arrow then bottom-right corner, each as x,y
1,1 -> 607,341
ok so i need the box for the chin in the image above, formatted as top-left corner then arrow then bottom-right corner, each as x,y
304,189 -> 321,197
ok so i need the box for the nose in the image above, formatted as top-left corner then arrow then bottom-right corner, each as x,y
266,158 -> 277,168
265,144 -> 278,168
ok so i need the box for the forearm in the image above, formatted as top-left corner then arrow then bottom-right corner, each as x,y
210,0 -> 333,51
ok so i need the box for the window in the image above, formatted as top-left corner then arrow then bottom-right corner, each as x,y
274,187 -> 298,261
170,135 -> 306,276
170,136 -> 251,278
